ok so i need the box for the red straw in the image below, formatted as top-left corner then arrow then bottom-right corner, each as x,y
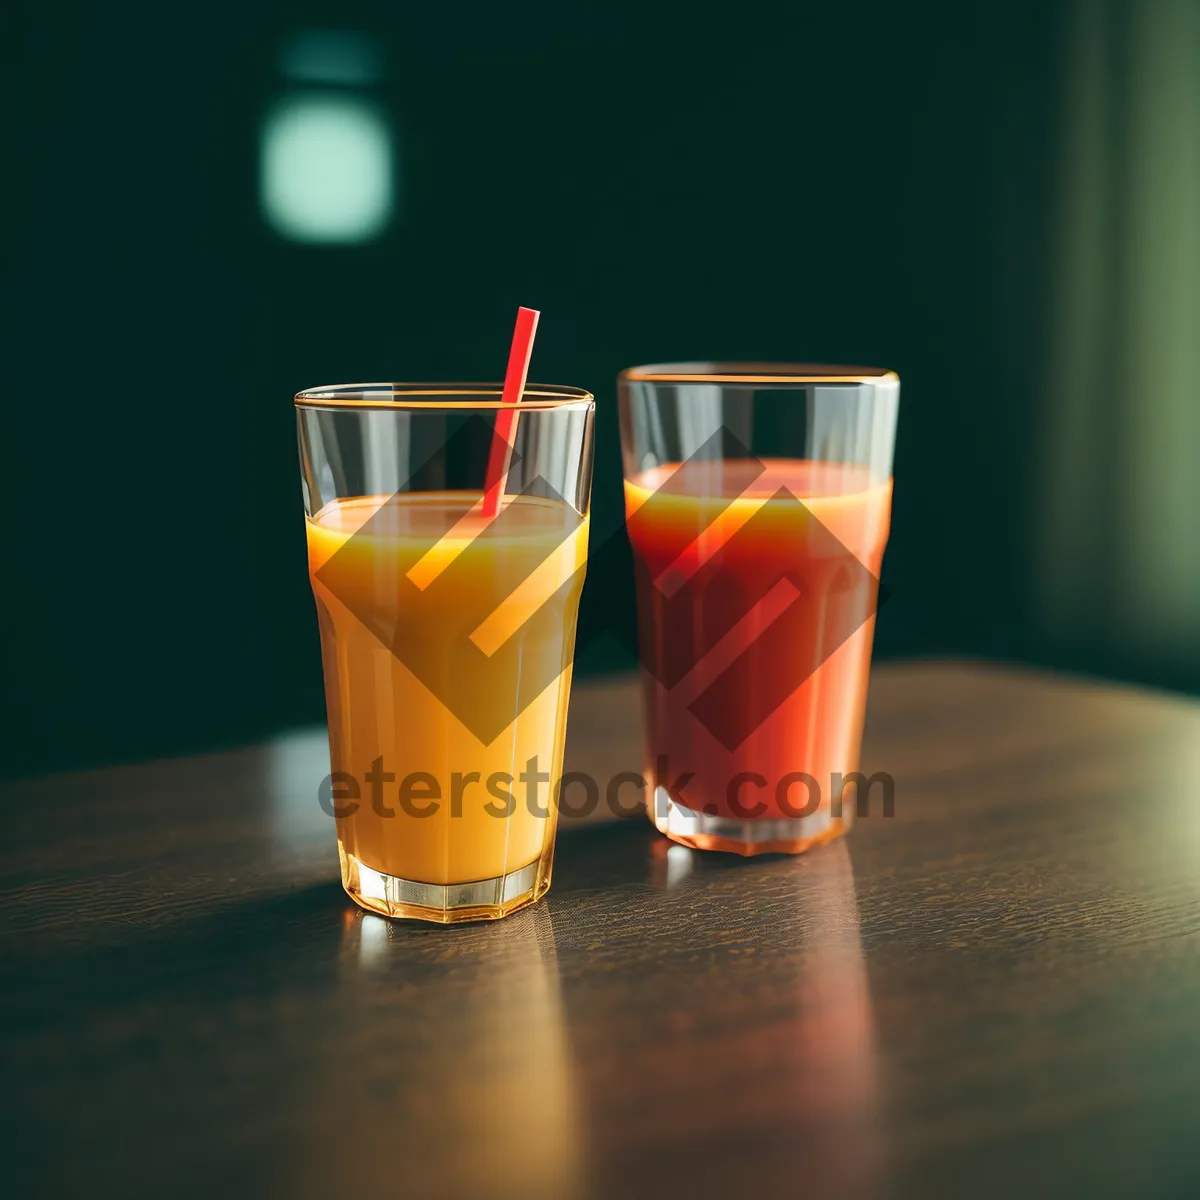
481,306 -> 540,517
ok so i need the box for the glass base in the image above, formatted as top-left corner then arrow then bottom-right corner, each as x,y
651,789 -> 851,856
339,845 -> 552,924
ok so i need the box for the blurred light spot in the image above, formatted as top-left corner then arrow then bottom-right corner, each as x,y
261,94 -> 394,244
279,30 -> 383,86
265,726 -> 332,848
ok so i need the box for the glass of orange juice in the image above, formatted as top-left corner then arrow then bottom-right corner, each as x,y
296,383 -> 595,922
618,364 -> 898,856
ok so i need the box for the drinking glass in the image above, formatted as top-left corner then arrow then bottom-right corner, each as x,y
618,364 -> 898,855
296,383 -> 595,921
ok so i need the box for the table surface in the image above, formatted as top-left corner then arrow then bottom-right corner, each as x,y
3,661 -> 1200,1198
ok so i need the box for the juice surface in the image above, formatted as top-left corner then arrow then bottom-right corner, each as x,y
624,459 -> 891,821
307,491 -> 588,884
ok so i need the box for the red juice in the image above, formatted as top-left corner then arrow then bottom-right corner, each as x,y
624,458 -> 891,854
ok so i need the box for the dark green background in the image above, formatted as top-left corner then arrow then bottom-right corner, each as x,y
2,2 -> 1139,777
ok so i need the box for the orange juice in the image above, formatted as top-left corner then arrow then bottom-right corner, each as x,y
625,459 -> 890,853
306,491 -> 588,909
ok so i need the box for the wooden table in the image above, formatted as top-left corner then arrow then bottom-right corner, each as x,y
4,662 -> 1200,1198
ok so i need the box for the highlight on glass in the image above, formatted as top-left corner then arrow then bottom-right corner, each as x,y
618,363 -> 899,856
296,371 -> 595,922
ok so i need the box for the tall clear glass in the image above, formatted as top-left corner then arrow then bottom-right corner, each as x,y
618,364 -> 898,855
296,383 -> 595,922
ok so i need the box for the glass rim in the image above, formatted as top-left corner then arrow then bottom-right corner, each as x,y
294,382 -> 595,411
619,362 -> 898,385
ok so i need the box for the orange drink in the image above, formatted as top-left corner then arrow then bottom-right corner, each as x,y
307,493 -> 587,891
296,382 -> 595,921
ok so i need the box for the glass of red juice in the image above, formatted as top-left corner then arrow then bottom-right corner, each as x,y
617,364 -> 899,855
